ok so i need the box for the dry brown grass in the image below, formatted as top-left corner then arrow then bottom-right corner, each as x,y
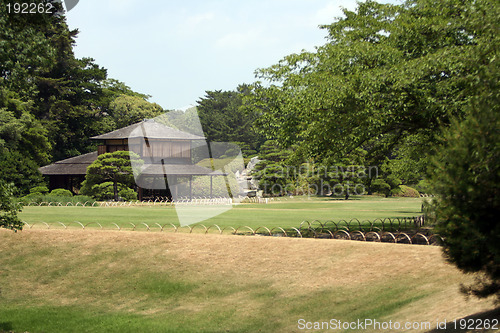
0,229 -> 498,332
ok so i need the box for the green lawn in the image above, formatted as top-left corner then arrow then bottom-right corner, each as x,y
19,196 -> 423,230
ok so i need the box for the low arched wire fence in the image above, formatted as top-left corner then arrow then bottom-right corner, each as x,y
24,196 -> 273,207
21,216 -> 441,246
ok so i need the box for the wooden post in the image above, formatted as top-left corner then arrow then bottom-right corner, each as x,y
173,176 -> 178,198
210,175 -> 213,198
189,176 -> 192,199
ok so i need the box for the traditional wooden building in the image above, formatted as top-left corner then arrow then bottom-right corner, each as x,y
38,152 -> 97,191
39,119 -> 223,200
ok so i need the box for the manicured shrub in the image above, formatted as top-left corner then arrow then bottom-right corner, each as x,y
50,188 -> 73,197
29,186 -> 49,195
18,194 -> 96,205
191,176 -> 240,197
370,179 -> 391,197
118,187 -> 138,201
391,185 -> 420,197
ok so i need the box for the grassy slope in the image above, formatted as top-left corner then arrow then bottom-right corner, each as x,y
18,196 -> 423,230
0,230 -> 497,333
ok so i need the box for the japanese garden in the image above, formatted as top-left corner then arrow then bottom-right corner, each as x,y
0,0 -> 499,332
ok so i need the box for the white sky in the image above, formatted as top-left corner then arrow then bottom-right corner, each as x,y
66,0 -> 395,110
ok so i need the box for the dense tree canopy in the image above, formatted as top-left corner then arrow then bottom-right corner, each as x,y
107,94 -> 164,129
430,28 -> 500,299
197,86 -> 265,156
0,0 -> 165,194
0,0 -> 109,159
246,0 -> 498,167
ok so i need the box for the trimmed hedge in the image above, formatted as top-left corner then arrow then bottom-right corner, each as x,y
50,188 -> 73,197
391,185 -> 420,197
18,194 -> 96,205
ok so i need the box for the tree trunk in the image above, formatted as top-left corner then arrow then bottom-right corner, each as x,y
113,181 -> 118,201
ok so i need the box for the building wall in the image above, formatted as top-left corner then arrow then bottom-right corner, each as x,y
99,139 -> 192,164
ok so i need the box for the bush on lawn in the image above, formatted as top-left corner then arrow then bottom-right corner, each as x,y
391,185 -> 420,197
50,188 -> 73,197
370,179 -> 391,197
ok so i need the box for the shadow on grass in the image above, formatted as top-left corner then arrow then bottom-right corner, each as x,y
394,211 -> 423,214
0,321 -> 13,332
426,307 -> 500,333
319,196 -> 363,201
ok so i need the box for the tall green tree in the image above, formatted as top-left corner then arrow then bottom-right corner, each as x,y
107,94 -> 164,129
431,93 -> 500,299
197,85 -> 265,156
252,140 -> 292,195
0,0 -> 158,191
0,0 -> 112,160
430,10 -> 500,298
0,149 -> 44,194
246,0 -> 497,167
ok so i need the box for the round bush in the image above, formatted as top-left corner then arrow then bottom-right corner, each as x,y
50,188 -> 73,197
118,187 -> 137,201
29,186 -> 49,195
370,179 -> 391,197
391,185 -> 420,197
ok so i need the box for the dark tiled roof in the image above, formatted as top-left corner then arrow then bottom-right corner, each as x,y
39,151 -> 225,177
39,151 -> 98,175
91,120 -> 205,140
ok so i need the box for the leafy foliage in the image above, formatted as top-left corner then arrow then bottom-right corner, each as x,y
29,186 -> 49,195
254,141 -> 375,198
0,181 -> 23,231
431,76 -> 500,299
0,149 -> 44,195
87,182 -> 137,201
18,194 -> 95,206
81,151 -> 143,201
49,188 -> 73,197
391,185 -> 420,198
107,94 -> 164,129
426,0 -> 500,299
197,86 -> 265,156
0,0 -> 163,191
246,0 -> 497,167
252,140 -> 292,196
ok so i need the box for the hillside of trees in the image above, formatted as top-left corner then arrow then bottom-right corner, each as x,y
243,0 -> 498,193
0,0 -> 165,194
1,0 -> 497,198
